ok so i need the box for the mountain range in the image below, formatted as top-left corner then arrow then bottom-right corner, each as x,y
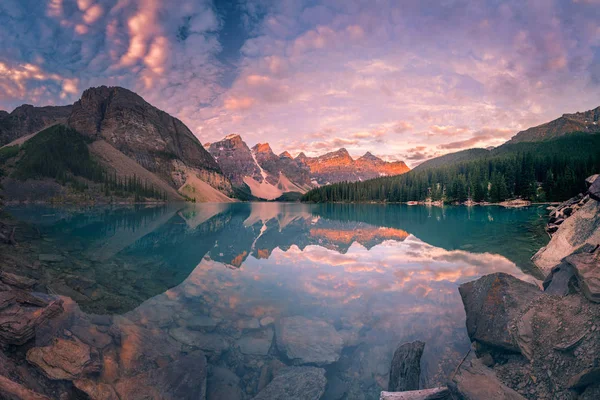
0,86 -> 410,202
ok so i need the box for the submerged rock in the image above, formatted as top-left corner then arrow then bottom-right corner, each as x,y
380,387 -> 450,400
252,366 -> 327,400
275,316 -> 343,365
169,328 -> 229,354
0,271 -> 36,289
236,327 -> 273,356
38,254 -> 64,263
458,273 -> 542,352
449,359 -> 525,399
0,290 -> 63,345
207,366 -> 243,400
0,375 -> 51,400
26,337 -> 101,380
388,341 -> 425,392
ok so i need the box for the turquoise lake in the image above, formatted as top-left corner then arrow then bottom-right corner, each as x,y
5,203 -> 549,399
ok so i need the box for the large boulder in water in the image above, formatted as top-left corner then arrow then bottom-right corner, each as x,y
458,273 -> 542,352
252,366 -> 326,400
388,341 -> 425,392
275,316 -> 343,365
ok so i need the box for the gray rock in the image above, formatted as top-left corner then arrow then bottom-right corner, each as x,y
542,261 -> 577,296
458,273 -> 542,352
236,328 -> 274,356
533,199 -> 600,273
207,366 -> 243,400
590,177 -> 600,201
38,254 -> 64,262
586,174 -> 599,187
182,315 -> 219,331
388,341 -> 425,391
449,359 -> 525,399
0,271 -> 36,289
380,387 -> 450,400
275,316 -> 343,365
169,328 -> 229,353
252,366 -> 327,400
564,250 -> 600,302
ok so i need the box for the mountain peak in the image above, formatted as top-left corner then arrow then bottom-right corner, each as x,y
253,143 -> 273,154
358,151 -> 382,162
279,151 -> 292,159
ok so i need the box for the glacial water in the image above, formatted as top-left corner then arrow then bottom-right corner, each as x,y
5,203 -> 549,399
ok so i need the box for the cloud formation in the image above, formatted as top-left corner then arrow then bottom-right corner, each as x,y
1,0 -> 600,166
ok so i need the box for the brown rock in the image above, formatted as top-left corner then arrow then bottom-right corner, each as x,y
73,379 -> 119,400
449,359 -> 525,399
0,271 -> 36,289
0,291 -> 63,345
0,374 -> 51,400
26,337 -> 100,380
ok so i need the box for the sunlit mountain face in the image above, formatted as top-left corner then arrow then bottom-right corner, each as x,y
4,203 -> 548,398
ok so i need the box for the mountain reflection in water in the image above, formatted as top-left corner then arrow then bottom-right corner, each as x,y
5,203 -> 548,399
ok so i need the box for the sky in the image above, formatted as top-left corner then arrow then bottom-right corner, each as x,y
1,0 -> 599,166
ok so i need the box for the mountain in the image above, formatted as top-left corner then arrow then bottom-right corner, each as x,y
207,135 -> 311,200
412,148 -> 490,172
509,105 -> 600,143
67,86 -> 232,198
0,86 -> 235,203
0,104 -> 72,146
297,148 -> 409,185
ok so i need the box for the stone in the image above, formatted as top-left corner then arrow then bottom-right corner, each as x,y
515,308 -> 535,360
259,316 -> 275,327
564,251 -> 600,302
26,337 -> 100,380
0,291 -> 63,345
169,327 -> 229,353
252,366 -> 327,400
183,315 -> 219,331
0,271 -> 36,289
236,328 -> 274,356
542,261 -> 577,296
388,341 -> 425,392
73,379 -> 119,400
275,316 -> 344,365
114,351 -> 208,400
0,374 -> 51,400
380,387 -> 450,400
207,367 -> 243,400
71,323 -> 113,349
533,199 -> 600,273
590,177 -> 600,201
449,359 -> 525,399
458,273 -> 542,352
586,174 -> 599,187
568,367 -> 600,390
237,318 -> 260,330
38,254 -> 64,262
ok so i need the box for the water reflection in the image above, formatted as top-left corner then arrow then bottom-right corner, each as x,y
5,203 -> 548,399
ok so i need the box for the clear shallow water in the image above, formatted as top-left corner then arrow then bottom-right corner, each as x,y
5,203 -> 548,399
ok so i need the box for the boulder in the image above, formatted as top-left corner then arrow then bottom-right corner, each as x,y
542,261 -> 577,296
114,351 -> 208,400
589,177 -> 600,201
564,250 -> 600,302
73,379 -> 119,400
207,366 -> 243,400
458,273 -> 542,352
252,366 -> 327,400
0,271 -> 36,289
169,328 -> 229,354
533,199 -> 600,273
0,291 -> 63,345
388,341 -> 425,392
449,359 -> 525,399
275,316 -> 343,365
0,374 -> 51,400
236,328 -> 273,356
26,337 -> 101,380
585,174 -> 599,187
380,387 -> 450,400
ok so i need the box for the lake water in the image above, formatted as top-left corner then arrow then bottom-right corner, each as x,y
5,203 -> 549,399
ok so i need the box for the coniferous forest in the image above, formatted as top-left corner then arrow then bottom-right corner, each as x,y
302,133 -> 600,203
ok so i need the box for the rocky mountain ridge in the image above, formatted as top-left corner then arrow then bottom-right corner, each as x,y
0,104 -> 72,146
206,135 -> 410,200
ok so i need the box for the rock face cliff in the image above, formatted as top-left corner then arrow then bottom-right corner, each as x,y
67,86 -> 232,195
510,105 -> 600,143
297,148 -> 409,185
208,135 -> 262,187
0,104 -> 72,146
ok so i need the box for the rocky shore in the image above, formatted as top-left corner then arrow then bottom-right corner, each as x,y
383,174 -> 600,399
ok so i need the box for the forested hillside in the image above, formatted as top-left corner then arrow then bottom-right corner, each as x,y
302,133 -> 600,203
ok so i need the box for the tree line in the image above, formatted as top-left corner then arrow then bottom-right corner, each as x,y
302,133 -> 600,203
